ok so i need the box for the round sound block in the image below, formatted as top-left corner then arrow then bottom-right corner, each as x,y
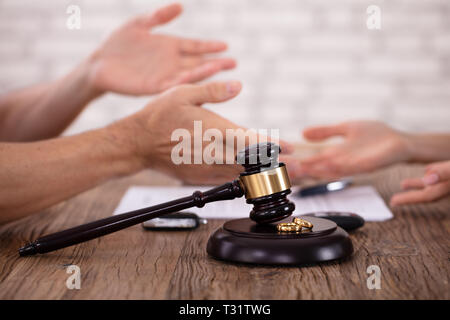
207,216 -> 353,266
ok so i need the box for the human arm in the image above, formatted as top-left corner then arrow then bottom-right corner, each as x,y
0,128 -> 140,223
0,65 -> 101,141
0,81 -> 291,224
283,120 -> 450,179
0,3 -> 235,142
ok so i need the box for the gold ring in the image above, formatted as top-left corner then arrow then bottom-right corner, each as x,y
277,218 -> 314,233
293,217 -> 313,229
277,222 -> 301,233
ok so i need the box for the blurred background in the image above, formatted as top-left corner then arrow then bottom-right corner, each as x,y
0,0 -> 449,142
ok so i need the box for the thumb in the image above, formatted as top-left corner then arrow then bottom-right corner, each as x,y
303,123 -> 348,141
183,81 -> 242,105
133,3 -> 183,28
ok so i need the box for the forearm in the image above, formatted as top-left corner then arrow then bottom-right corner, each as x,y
0,126 -> 141,224
404,133 -> 450,162
0,60 -> 102,142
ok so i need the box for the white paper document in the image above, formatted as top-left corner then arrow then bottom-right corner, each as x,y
113,185 -> 393,221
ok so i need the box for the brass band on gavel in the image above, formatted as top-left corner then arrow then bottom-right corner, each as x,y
239,165 -> 291,200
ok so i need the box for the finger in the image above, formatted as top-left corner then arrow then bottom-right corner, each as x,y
422,173 -> 440,186
133,3 -> 183,28
176,81 -> 242,105
280,155 -> 307,179
300,152 -> 333,165
280,141 -> 294,154
180,56 -> 204,69
301,153 -> 366,178
179,63 -> 223,85
390,181 -> 450,206
425,160 -> 450,181
297,161 -> 344,179
299,168 -> 343,180
182,58 -> 236,72
299,147 -> 341,167
425,160 -> 450,173
167,59 -> 236,89
161,63 -> 221,90
247,134 -> 294,155
206,58 -> 236,71
180,39 -> 228,54
401,177 -> 425,190
303,123 -> 348,141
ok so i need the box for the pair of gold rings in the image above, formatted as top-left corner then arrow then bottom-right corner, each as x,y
277,217 -> 313,233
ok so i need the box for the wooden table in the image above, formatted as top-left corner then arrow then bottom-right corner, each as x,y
0,164 -> 448,299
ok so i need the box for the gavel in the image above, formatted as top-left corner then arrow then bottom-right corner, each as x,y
19,142 -> 295,256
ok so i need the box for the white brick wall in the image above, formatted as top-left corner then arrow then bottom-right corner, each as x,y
0,0 -> 449,142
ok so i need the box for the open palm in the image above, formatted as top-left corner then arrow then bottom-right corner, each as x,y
286,121 -> 411,179
88,3 -> 236,95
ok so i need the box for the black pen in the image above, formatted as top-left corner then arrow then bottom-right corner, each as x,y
296,178 -> 353,197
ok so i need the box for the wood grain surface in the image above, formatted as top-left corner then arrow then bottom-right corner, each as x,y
0,164 -> 448,299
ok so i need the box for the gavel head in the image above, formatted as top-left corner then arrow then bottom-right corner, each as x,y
237,142 -> 295,224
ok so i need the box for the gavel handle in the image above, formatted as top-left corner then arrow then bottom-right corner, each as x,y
19,180 -> 244,256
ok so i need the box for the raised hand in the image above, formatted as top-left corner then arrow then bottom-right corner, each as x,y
87,3 -> 236,96
390,160 -> 450,206
285,121 -> 411,179
109,81 -> 293,185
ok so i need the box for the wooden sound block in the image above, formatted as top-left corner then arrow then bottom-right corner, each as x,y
207,216 -> 353,266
